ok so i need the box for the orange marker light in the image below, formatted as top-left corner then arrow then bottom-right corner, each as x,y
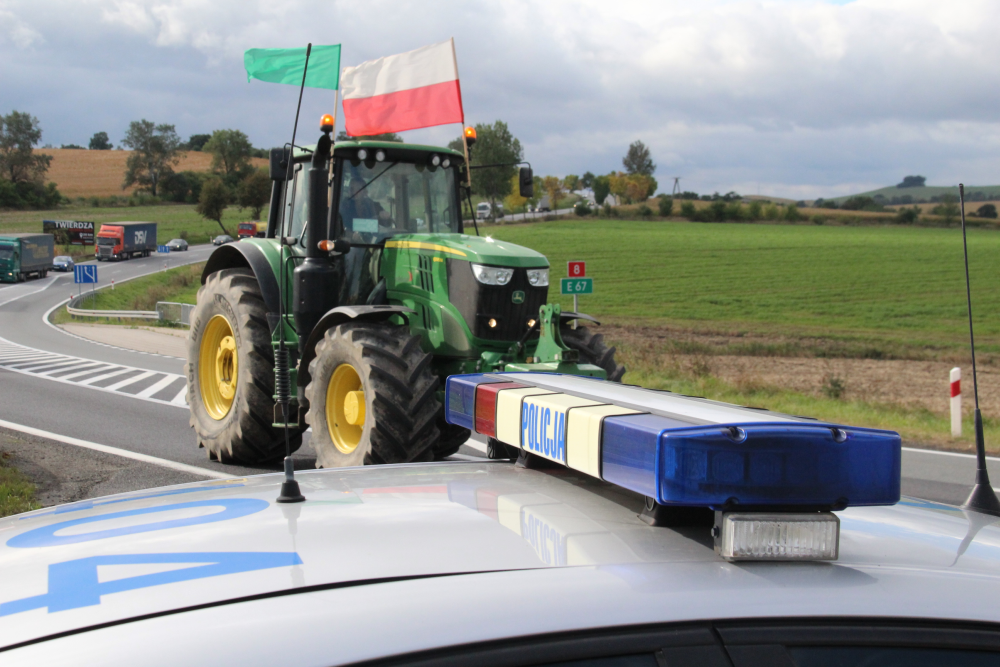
320,114 -> 335,131
464,126 -> 477,141
318,240 -> 334,252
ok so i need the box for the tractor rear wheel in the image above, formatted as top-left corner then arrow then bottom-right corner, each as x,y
305,322 -> 440,467
186,268 -> 301,463
433,417 -> 470,460
560,325 -> 626,382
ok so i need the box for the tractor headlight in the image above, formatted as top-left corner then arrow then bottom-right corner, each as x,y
442,158 -> 451,168
472,264 -> 513,286
526,268 -> 549,286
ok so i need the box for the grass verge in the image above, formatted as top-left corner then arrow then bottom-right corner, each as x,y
52,262 -> 204,326
618,342 -> 999,453
0,452 -> 39,517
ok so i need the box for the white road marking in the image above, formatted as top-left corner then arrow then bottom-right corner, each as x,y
104,371 -> 156,392
0,276 -> 59,307
902,446 -> 1000,462
136,374 -> 180,398
464,438 -> 488,454
36,361 -> 101,376
0,337 -> 188,408
170,383 -> 189,405
77,368 -> 134,386
57,363 -> 116,381
0,418 -> 232,480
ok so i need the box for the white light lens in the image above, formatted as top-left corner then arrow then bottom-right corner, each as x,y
472,264 -> 514,286
526,268 -> 549,286
431,154 -> 441,166
442,158 -> 451,168
718,512 -> 839,561
357,149 -> 368,160
375,150 -> 386,162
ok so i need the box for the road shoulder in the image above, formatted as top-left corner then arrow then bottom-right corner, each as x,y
0,426 -> 205,508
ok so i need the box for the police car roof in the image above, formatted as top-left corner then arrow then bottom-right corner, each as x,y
1,461 -> 999,664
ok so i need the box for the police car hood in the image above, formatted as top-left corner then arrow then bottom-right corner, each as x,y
2,461 -> 1000,649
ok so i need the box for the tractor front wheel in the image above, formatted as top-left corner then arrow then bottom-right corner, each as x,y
560,325 -> 626,382
186,268 -> 301,463
305,322 -> 440,467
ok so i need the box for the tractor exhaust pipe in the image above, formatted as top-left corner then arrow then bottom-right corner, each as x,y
293,124 -> 341,347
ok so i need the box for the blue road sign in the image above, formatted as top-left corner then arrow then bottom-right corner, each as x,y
74,265 -> 98,284
157,245 -> 170,253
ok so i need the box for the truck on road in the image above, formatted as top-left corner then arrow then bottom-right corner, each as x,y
237,221 -> 268,239
0,233 -> 54,282
95,222 -> 157,261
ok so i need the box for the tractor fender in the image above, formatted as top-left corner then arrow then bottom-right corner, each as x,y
297,305 -> 415,389
202,243 -> 281,323
559,311 -> 600,326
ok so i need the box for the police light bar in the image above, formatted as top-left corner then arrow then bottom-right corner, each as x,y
445,372 -> 901,560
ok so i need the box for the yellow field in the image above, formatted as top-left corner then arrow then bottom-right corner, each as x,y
37,149 -> 267,198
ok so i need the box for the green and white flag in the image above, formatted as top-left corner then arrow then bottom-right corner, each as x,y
244,45 -> 341,90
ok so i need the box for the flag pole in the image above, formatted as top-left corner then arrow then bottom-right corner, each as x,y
450,37 -> 472,190
328,86 -> 339,207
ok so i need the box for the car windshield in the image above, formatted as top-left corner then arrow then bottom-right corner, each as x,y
54,256 -> 70,262
337,159 -> 459,243
97,237 -> 116,246
169,239 -> 183,244
0,245 -> 13,260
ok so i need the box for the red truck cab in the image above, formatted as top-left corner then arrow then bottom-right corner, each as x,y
237,221 -> 266,239
95,222 -> 157,261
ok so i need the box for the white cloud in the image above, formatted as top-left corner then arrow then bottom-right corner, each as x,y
4,0 -> 1000,197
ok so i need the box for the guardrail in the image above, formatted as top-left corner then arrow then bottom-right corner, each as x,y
66,294 -> 192,325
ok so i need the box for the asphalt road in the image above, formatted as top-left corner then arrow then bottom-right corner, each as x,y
0,243 -> 996,508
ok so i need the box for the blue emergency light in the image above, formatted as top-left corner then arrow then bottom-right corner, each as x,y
445,372 -> 901,511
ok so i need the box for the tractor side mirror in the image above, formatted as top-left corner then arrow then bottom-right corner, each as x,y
519,167 -> 534,198
269,147 -> 292,182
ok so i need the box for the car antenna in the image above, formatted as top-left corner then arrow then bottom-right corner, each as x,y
958,183 -> 1000,516
276,43 -> 313,504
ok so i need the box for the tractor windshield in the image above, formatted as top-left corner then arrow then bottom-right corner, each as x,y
337,159 -> 459,243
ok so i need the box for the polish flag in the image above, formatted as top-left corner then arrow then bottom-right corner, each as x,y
341,39 -> 464,137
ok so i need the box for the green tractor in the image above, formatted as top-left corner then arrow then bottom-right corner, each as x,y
186,119 -> 624,467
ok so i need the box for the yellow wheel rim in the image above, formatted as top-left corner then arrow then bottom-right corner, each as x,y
327,363 -> 365,454
199,314 -> 238,420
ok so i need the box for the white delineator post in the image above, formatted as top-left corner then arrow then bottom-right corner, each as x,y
951,367 -> 962,437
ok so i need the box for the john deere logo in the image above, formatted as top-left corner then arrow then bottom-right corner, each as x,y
511,290 -> 525,304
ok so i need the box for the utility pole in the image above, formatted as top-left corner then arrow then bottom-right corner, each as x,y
672,177 -> 681,197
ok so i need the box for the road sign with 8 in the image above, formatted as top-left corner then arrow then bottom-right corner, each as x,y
568,261 -> 586,277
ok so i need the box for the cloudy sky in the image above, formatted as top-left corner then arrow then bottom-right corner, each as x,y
3,0 -> 998,198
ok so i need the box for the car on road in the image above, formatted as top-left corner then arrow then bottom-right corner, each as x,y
211,235 -> 234,246
51,255 -> 74,272
1,374 -> 998,665
165,239 -> 189,251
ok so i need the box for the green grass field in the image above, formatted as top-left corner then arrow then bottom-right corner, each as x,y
0,204 -> 255,247
487,219 -> 1000,359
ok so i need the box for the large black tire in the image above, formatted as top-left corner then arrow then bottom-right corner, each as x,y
305,322 -> 440,467
560,325 -> 626,381
434,417 -> 471,460
186,268 -> 301,463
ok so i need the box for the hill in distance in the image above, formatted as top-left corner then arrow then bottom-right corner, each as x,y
827,183 -> 1000,205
